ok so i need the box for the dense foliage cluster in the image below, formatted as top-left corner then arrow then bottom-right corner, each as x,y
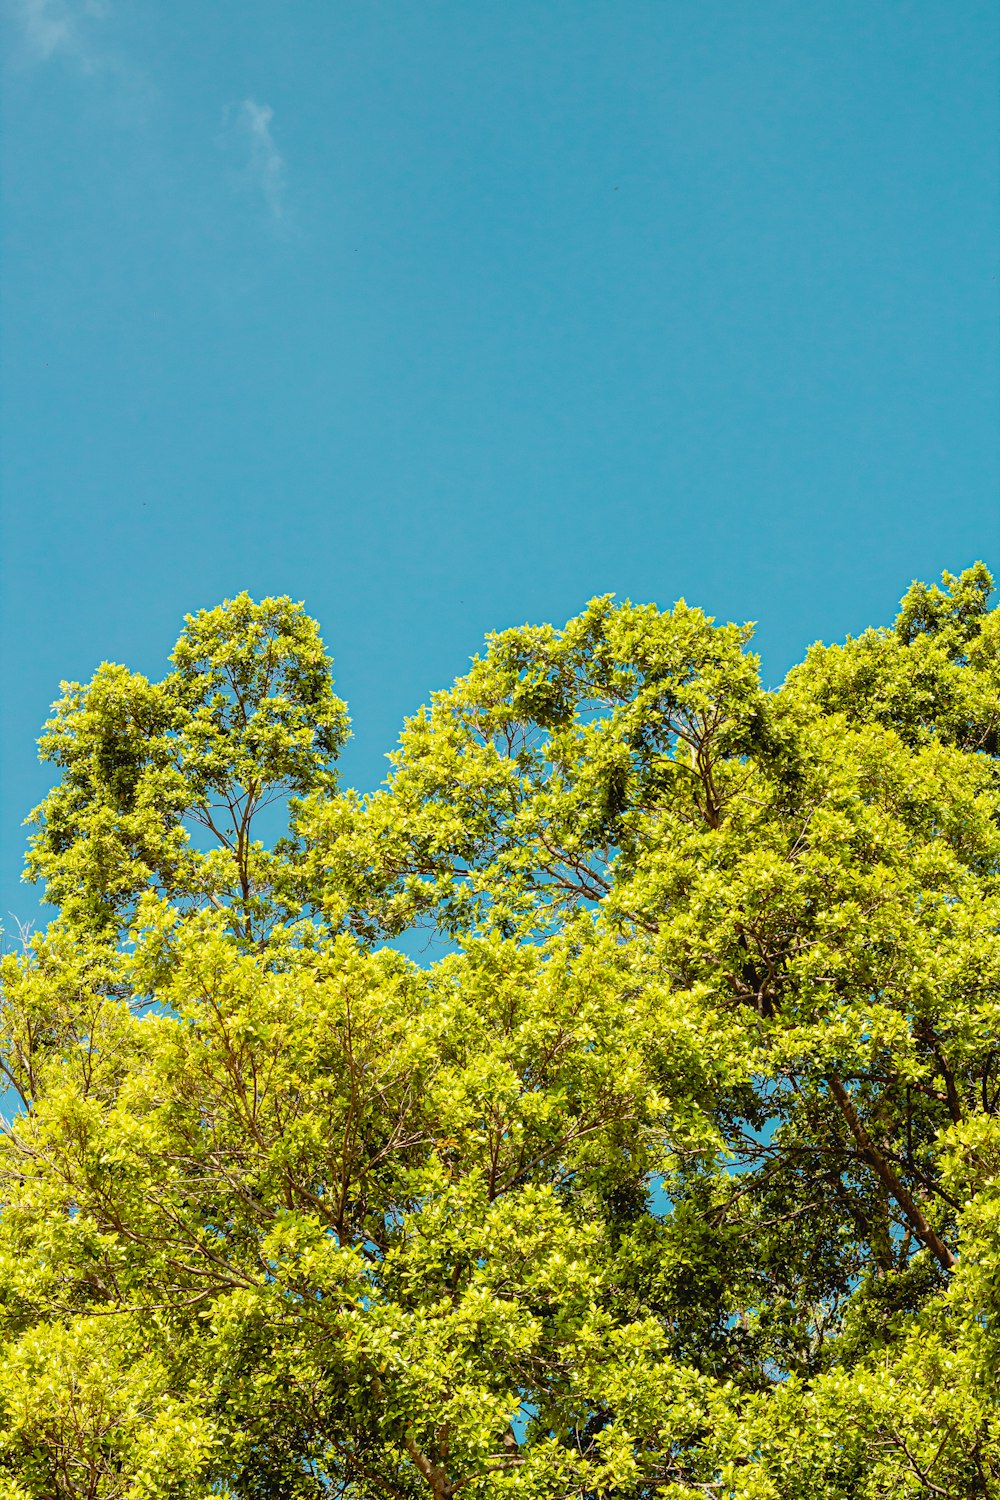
1,568 -> 998,1498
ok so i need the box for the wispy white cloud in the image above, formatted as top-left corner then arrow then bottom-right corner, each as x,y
222,98 -> 287,222
8,10 -> 289,236
7,0 -> 106,69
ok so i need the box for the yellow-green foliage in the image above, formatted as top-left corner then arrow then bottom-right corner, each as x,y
1,571 -> 998,1497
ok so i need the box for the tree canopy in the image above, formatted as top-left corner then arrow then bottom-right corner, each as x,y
1,566 -> 999,1499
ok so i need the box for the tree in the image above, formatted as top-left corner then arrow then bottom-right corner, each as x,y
1,568 -> 998,1499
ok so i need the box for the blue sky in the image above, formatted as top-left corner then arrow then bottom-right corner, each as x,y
1,0 -> 997,935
